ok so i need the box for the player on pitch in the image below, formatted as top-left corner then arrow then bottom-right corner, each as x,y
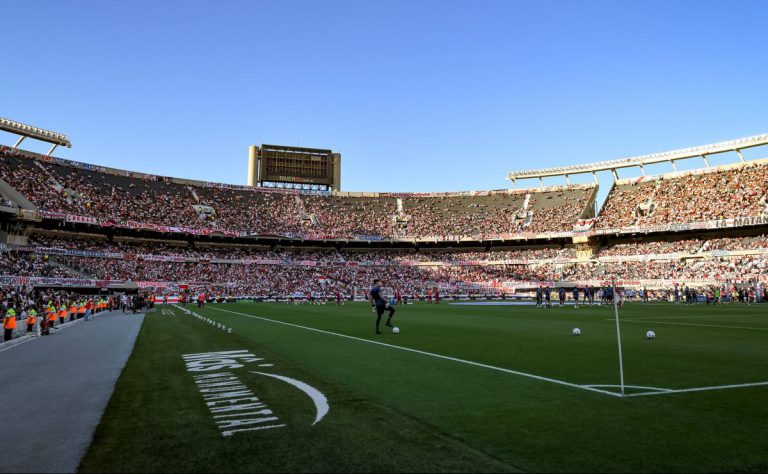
369,279 -> 395,334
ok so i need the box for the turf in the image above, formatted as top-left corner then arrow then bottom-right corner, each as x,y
81,301 -> 768,473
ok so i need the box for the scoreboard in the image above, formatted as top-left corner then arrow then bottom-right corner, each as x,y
249,144 -> 341,190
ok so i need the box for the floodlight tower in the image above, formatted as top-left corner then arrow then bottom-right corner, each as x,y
0,117 -> 72,155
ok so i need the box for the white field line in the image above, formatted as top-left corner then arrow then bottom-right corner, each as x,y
584,384 -> 671,393
624,381 -> 768,398
207,307 -> 622,398
611,319 -> 768,332
209,307 -> 768,399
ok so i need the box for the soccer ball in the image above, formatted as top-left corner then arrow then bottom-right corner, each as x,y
572,328 -> 581,336
392,327 -> 400,334
646,330 -> 656,339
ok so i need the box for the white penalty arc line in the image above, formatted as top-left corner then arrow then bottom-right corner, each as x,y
252,371 -> 329,425
207,307 -> 622,398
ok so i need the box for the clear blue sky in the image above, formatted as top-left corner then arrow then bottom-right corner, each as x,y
2,0 -> 768,195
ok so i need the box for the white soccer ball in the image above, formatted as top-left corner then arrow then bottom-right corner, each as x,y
392,327 -> 400,334
572,328 -> 581,336
646,330 -> 656,339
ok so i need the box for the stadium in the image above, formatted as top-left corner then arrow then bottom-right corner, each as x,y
2,2 -> 768,473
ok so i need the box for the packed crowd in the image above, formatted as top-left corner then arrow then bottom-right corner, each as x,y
704,235 -> 768,251
596,238 -> 704,257
0,150 -> 594,238
57,255 -> 559,293
55,251 -> 768,296
12,231 -> 768,296
28,233 -> 576,263
562,255 -> 767,283
596,161 -> 768,229
0,251 -> 70,278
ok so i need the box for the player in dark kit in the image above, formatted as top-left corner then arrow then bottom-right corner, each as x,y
369,279 -> 395,334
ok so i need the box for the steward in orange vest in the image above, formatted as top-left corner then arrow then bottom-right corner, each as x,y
47,304 -> 57,327
4,308 -> 17,342
25,309 -> 37,333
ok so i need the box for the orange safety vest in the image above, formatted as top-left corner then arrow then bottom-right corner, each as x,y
47,309 -> 57,322
4,315 -> 16,330
26,314 -> 36,326
70,306 -> 77,315
78,306 -> 86,314
59,309 -> 67,319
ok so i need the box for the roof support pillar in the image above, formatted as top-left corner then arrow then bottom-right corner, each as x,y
538,177 -> 544,190
611,168 -> 619,181
670,160 -> 678,172
565,174 -> 571,185
592,172 -> 598,184
737,149 -> 745,162
702,155 -> 711,168
640,164 -> 647,176
12,136 -> 25,149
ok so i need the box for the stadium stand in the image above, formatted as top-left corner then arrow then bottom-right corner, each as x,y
596,159 -> 768,229
2,136 -> 768,342
0,149 -> 595,239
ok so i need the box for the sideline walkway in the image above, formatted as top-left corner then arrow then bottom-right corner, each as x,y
0,310 -> 146,473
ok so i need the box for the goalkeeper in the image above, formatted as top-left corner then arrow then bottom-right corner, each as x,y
369,279 -> 396,335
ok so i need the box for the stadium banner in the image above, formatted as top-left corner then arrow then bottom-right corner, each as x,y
596,253 -> 690,263
136,281 -> 174,288
0,275 -> 125,287
37,210 -> 99,225
591,215 -> 768,236
39,210 -> 68,220
352,234 -> 382,241
66,214 -> 100,225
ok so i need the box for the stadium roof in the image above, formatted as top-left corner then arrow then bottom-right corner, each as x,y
507,133 -> 768,181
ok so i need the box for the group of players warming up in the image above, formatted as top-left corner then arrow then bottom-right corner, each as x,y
369,279 -> 396,334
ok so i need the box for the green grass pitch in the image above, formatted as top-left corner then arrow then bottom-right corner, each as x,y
80,301 -> 768,473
